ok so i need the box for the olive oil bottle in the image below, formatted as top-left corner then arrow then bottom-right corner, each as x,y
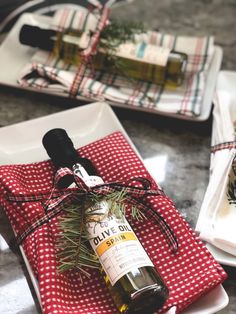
19,24 -> 187,87
42,128 -> 168,314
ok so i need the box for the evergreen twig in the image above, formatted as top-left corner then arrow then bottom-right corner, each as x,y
97,20 -> 146,75
56,189 -> 146,275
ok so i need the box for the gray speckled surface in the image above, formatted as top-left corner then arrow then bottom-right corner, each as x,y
0,0 -> 236,313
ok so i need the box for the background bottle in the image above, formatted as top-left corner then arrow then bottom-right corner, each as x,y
42,128 -> 169,314
19,24 -> 187,87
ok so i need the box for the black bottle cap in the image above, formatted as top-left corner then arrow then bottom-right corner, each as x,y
42,128 -> 80,169
19,24 -> 56,50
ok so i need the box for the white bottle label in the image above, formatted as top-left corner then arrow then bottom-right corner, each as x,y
87,215 -> 154,286
115,42 -> 171,67
73,163 -> 154,286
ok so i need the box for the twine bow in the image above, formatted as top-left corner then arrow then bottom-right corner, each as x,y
7,167 -> 178,253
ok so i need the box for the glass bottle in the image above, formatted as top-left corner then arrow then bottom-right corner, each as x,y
19,24 -> 187,87
42,128 -> 169,314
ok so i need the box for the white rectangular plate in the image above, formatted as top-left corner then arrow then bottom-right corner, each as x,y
0,13 -> 223,121
0,102 -> 228,313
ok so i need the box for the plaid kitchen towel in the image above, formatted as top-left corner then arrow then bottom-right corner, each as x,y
18,6 -> 215,117
0,131 -> 227,314
196,72 -> 236,256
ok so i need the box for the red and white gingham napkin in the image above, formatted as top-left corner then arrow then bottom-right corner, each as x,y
18,7 -> 215,117
0,131 -> 227,314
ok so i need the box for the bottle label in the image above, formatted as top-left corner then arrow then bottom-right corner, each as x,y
73,163 -> 154,286
62,31 -> 90,50
115,42 -> 170,67
87,216 -> 154,286
73,164 -> 104,186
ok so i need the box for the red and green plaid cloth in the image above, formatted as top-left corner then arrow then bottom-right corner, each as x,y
18,7 -> 215,117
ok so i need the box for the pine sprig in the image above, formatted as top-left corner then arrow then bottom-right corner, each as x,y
100,20 -> 146,49
56,202 -> 100,274
227,159 -> 236,204
97,20 -> 146,75
227,176 -> 236,204
56,189 -> 146,275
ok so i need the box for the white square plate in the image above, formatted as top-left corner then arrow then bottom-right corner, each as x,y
0,13 -> 223,121
0,102 -> 228,313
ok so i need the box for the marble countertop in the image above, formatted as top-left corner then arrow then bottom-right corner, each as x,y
0,0 -> 235,313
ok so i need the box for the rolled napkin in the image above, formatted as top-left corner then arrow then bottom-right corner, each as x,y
0,131 -> 227,314
18,7 -> 215,117
196,75 -> 236,256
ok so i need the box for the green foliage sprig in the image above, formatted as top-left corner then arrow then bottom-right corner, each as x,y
226,157 -> 236,204
56,189 -> 146,275
97,20 -> 146,74
227,179 -> 236,204
100,20 -> 146,49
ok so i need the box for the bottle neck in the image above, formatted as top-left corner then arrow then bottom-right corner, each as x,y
19,24 -> 90,52
57,158 -> 99,189
19,25 -> 57,51
72,158 -> 98,176
42,128 -> 99,188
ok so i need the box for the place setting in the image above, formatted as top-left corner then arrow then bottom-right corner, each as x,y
0,1 -> 235,314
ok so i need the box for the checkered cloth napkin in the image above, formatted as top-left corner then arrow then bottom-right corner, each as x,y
0,131 -> 227,314
18,7 -> 215,117
196,77 -> 236,256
